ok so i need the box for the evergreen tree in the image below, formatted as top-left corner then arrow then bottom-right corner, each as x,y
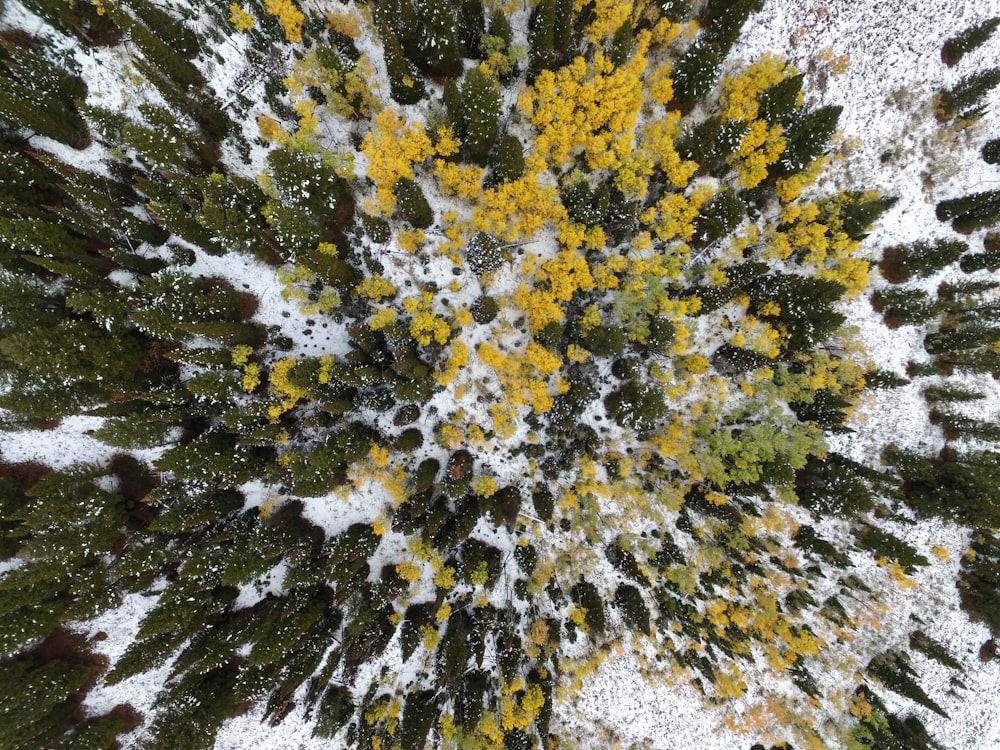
958,531 -> 1000,636
381,19 -> 426,105
412,0 -> 464,78
528,0 -> 557,79
878,238 -> 966,282
866,650 -> 948,717
871,287 -> 942,327
937,67 -> 1000,120
773,104 -> 841,176
885,446 -> 1000,528
941,17 -> 1000,66
489,135 -> 525,184
394,177 -> 434,228
982,137 -> 1000,164
909,630 -> 964,671
672,38 -> 724,110
460,66 -> 501,163
457,0 -> 485,58
692,188 -> 744,247
758,73 -> 804,124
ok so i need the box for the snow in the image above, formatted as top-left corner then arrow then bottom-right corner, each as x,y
3,0 -> 1000,747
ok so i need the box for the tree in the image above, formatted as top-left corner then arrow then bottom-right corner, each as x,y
394,177 -> 434,228
773,104 -> 841,176
982,137 -> 1000,164
412,0 -> 463,78
942,17 -> 1000,66
958,531 -> 1000,636
672,38 -> 725,110
878,238 -> 966,283
461,67 -> 501,163
381,19 -> 426,105
489,135 -> 525,184
937,68 -> 1000,120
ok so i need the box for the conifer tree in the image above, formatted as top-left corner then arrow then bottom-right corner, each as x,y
958,531 -> 1000,636
381,19 -> 426,105
982,137 -> 1000,164
867,650 -> 949,717
460,66 -> 501,163
394,177 -> 434,228
773,104 -> 841,176
457,0 -> 485,58
672,38 -> 725,110
528,0 -> 557,79
942,17 -> 1000,66
412,0 -> 463,78
937,67 -> 1000,120
871,287 -> 942,327
878,238 -> 966,283
489,134 -> 525,184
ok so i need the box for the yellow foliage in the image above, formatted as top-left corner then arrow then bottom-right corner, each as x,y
396,560 -> 422,582
229,3 -> 255,31
360,109 -> 435,214
720,54 -> 790,122
355,274 -> 397,301
263,0 -> 304,44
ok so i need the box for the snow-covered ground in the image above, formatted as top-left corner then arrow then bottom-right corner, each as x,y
3,0 -> 1000,747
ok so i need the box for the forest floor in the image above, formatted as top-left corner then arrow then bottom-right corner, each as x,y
2,0 -> 1000,747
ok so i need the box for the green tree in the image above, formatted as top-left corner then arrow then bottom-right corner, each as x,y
412,0 -> 463,78
394,177 -> 434,228
460,67 -> 501,163
942,17 -> 1000,66
381,18 -> 426,105
937,67 -> 1000,120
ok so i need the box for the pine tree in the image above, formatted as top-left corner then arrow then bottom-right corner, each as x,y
394,177 -> 434,228
457,0 -> 485,58
489,135 -> 525,184
692,188 -> 744,247
672,38 -> 725,110
878,238 -> 966,283
758,73 -> 804,124
528,0 -> 557,79
937,67 -> 1000,120
870,287 -> 941,327
885,447 -> 1000,527
982,137 -> 1000,164
773,104 -> 842,176
942,17 -> 1000,67
867,650 -> 949,717
412,0 -> 463,78
460,66 -> 501,163
958,531 -> 1000,636
381,18 -> 426,105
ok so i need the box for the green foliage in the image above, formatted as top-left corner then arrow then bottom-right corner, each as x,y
411,0 -> 463,78
672,38 -> 724,109
982,137 -> 1000,164
381,19 -> 426,105
692,188 -> 744,246
466,232 -> 505,275
461,67 -> 501,164
958,532 -> 1000,636
605,379 -> 667,436
870,287 -> 941,327
885,447 -> 1000,528
909,630 -> 963,672
773,105 -> 841,176
866,650 -> 948,717
942,17 -> 1000,66
394,177 -> 434,229
937,68 -> 1000,120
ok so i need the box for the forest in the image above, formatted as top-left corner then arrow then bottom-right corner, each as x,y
1,0 -> 999,748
